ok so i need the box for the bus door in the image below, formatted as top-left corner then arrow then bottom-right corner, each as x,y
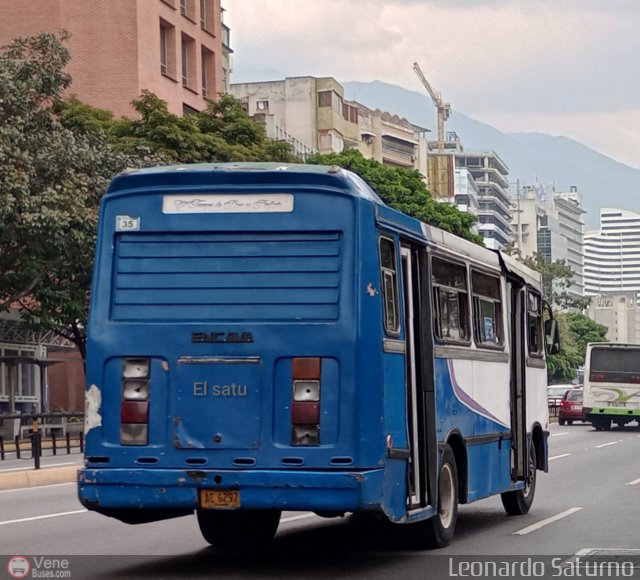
400,245 -> 437,510
508,277 -> 527,481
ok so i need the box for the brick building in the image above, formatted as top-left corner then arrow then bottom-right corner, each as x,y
0,0 -> 231,117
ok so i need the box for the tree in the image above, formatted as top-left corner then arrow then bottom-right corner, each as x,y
505,249 -> 590,311
109,91 -> 298,163
546,312 -> 607,384
307,149 -> 483,244
0,33 -> 301,358
0,33 -> 160,358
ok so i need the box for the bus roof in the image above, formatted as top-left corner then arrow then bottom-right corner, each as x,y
105,162 -> 542,287
107,162 -> 384,205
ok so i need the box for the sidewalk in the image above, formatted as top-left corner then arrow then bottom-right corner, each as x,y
0,438 -> 82,490
0,463 -> 78,490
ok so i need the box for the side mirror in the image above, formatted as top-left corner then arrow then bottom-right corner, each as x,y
544,318 -> 560,355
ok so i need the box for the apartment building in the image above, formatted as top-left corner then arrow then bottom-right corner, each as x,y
0,0 -> 230,117
584,208 -> 640,300
511,185 -> 585,299
230,76 -> 429,173
454,151 -> 512,250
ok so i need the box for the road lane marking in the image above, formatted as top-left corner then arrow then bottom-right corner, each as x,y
512,507 -> 583,535
551,432 -> 569,437
595,441 -> 618,449
280,513 -> 317,524
549,453 -> 571,461
0,482 -> 75,494
626,477 -> 640,486
0,461 -> 78,473
0,509 -> 87,526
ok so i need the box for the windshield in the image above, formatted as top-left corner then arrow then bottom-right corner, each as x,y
548,387 -> 569,397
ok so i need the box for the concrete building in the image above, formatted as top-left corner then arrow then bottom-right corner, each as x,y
587,294 -> 640,343
230,76 -> 429,173
454,151 -> 512,250
0,0 -> 230,117
584,208 -> 640,300
511,185 -> 585,300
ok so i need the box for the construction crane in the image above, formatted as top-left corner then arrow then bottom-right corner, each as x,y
412,61 -> 451,153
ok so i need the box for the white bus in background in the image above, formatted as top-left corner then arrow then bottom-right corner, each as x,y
583,342 -> 640,430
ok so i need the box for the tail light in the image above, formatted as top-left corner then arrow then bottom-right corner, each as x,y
630,376 -> 640,384
291,358 -> 320,446
560,400 -> 570,410
121,358 -> 150,445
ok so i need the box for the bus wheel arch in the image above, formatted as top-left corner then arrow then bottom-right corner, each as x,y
445,432 -> 468,504
423,443 -> 459,548
531,423 -> 546,472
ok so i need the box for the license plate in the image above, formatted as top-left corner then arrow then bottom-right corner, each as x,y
571,405 -> 581,411
199,489 -> 240,509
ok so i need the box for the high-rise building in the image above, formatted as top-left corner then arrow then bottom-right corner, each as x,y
454,151 -> 512,250
510,185 -> 585,301
584,208 -> 640,300
0,0 -> 230,117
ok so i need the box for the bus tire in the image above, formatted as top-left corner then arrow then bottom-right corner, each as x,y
501,441 -> 536,516
196,509 -> 281,551
423,444 -> 458,549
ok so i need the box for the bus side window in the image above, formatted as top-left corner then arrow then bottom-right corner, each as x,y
379,237 -> 400,336
471,270 -> 503,347
432,258 -> 470,343
527,291 -> 543,356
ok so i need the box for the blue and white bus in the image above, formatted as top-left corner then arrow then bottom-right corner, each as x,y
78,163 -> 559,549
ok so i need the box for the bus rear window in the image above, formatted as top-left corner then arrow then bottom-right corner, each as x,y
590,347 -> 640,382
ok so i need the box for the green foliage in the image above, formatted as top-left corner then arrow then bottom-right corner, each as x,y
546,312 -> 608,384
0,33 -> 300,357
0,33 -> 160,357
508,250 -> 591,311
307,149 -> 483,244
110,91 -> 298,163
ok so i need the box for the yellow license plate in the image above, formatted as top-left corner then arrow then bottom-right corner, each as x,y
199,489 -> 240,509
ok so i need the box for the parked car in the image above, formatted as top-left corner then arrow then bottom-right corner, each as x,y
558,387 -> 587,425
547,385 -> 573,410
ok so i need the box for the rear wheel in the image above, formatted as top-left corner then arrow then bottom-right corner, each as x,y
558,418 -> 566,426
501,440 -> 537,516
422,444 -> 458,548
567,420 -> 573,426
196,509 -> 281,551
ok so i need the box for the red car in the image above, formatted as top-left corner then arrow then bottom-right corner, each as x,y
558,387 -> 587,425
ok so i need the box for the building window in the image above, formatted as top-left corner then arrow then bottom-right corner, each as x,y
432,258 -> 470,343
183,103 -> 200,115
181,33 -> 197,91
200,0 -> 215,34
160,19 -> 177,79
180,0 -> 196,21
0,346 -> 37,404
317,90 -> 343,114
201,45 -> 215,98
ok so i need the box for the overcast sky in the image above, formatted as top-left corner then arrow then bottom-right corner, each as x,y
224,0 -> 640,170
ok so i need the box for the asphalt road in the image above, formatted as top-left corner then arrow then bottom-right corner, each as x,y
1,422 -> 640,579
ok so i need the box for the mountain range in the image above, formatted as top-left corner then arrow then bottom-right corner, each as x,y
342,80 -> 640,229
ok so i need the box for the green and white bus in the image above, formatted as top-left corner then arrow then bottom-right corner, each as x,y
583,342 -> 640,430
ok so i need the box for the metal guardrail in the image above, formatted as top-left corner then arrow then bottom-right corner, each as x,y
0,412 -> 84,468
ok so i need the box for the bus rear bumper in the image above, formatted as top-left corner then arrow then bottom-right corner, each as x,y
78,467 -> 386,514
